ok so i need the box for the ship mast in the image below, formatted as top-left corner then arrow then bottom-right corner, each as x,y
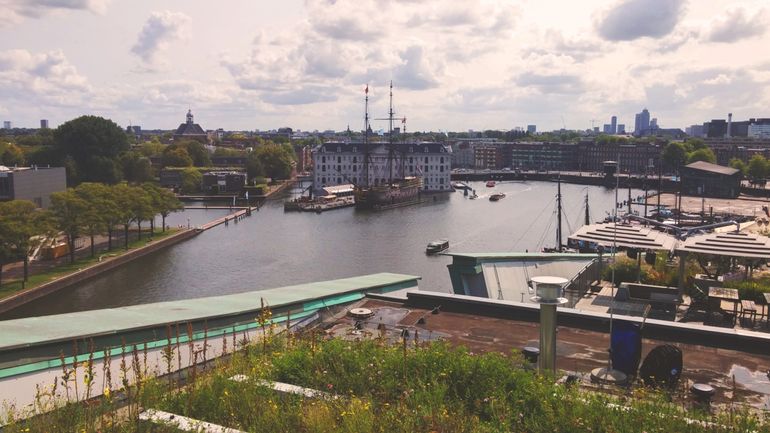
363,85 -> 370,188
401,116 -> 407,179
556,175 -> 563,252
584,192 -> 590,226
388,81 -> 395,185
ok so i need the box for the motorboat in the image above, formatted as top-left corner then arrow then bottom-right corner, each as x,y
426,239 -> 449,254
489,193 -> 506,201
486,181 -> 496,187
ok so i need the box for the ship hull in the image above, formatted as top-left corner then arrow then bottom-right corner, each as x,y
355,177 -> 422,210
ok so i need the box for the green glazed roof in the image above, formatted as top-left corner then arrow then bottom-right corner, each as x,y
0,273 -> 419,351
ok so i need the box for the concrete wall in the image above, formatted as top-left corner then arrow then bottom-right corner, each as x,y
0,229 -> 199,314
9,167 -> 66,208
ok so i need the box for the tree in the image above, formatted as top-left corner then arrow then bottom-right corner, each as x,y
74,183 -> 111,258
250,143 -> 295,180
0,142 -> 25,166
662,142 -> 687,172
245,152 -> 265,181
112,183 -> 138,250
687,148 -> 716,164
53,116 -> 129,184
50,189 -> 89,263
0,200 -> 52,287
162,147 -> 193,167
143,183 -> 183,232
180,168 -> 202,194
121,152 -> 153,183
166,140 -> 211,166
139,139 -> 165,157
748,155 -> 769,180
729,158 -> 747,175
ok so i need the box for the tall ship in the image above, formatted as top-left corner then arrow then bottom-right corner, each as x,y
354,83 -> 423,210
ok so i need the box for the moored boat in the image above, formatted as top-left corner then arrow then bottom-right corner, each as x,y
486,181 -> 496,187
426,239 -> 449,254
489,193 -> 506,201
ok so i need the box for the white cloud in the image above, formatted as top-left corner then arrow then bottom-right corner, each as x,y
595,0 -> 686,41
131,11 -> 191,66
707,8 -> 767,43
0,0 -> 109,25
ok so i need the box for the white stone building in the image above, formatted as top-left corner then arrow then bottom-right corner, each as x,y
312,142 -> 451,193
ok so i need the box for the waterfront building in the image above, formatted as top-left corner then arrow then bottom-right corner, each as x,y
0,165 -> 66,208
577,140 -> 661,174
202,171 -> 246,193
508,142 -> 578,171
312,142 -> 451,193
680,161 -> 740,198
749,122 -> 770,139
173,110 -> 208,143
474,145 -> 502,169
450,142 -> 475,168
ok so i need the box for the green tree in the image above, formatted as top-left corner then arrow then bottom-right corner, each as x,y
50,189 -> 89,264
748,154 -> 769,180
139,139 -> 165,157
121,151 -> 153,183
0,142 -> 25,166
110,184 -> 135,250
180,168 -> 202,194
143,183 -> 183,232
53,115 -> 129,184
166,140 -> 211,166
687,148 -> 716,164
73,183 -> 111,258
250,143 -> 295,180
662,142 -> 687,172
729,158 -> 747,175
0,200 -> 52,287
162,147 -> 193,167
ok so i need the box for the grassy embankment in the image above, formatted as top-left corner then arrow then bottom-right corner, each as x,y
0,228 -> 182,302
2,319 -> 768,433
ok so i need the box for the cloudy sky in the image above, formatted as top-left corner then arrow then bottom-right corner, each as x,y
0,0 -> 768,132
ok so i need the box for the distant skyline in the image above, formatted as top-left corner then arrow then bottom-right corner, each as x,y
0,0 -> 768,131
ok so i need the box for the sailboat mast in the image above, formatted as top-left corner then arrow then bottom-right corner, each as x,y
584,192 -> 590,226
556,176 -> 563,252
363,85 -> 370,188
388,81 -> 394,184
400,117 -> 406,179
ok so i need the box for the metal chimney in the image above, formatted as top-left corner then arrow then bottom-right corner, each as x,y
727,113 -> 733,138
530,276 -> 568,373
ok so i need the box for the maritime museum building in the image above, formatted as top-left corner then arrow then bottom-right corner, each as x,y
312,142 -> 452,193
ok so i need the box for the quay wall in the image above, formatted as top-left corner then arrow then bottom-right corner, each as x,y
0,229 -> 200,314
451,172 -> 678,191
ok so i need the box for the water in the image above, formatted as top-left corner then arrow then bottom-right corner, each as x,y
1,181 -> 643,319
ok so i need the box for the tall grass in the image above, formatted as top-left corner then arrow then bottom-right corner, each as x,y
2,327 -> 768,432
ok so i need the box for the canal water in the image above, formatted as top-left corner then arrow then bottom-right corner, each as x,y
2,181 -> 643,319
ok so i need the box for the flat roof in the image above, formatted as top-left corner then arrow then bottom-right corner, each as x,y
445,252 -> 597,260
684,161 -> 739,176
0,273 -> 419,351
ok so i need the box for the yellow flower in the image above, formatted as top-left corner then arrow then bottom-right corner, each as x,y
103,388 -> 111,399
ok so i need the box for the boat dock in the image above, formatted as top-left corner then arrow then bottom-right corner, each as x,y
198,206 -> 260,230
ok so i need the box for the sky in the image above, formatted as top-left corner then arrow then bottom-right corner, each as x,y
0,0 -> 768,132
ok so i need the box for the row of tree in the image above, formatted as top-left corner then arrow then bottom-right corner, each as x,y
0,183 -> 182,288
661,139 -> 717,171
730,154 -> 770,180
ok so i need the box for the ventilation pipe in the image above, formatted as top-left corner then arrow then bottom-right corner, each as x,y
530,276 -> 568,373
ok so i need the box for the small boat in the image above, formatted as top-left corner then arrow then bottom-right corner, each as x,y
489,193 -> 506,201
486,181 -> 496,187
426,239 -> 449,254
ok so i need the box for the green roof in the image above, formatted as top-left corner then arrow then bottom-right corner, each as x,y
444,252 -> 597,260
0,273 -> 419,351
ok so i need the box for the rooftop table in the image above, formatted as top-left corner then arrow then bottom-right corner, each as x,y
709,287 -> 739,323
